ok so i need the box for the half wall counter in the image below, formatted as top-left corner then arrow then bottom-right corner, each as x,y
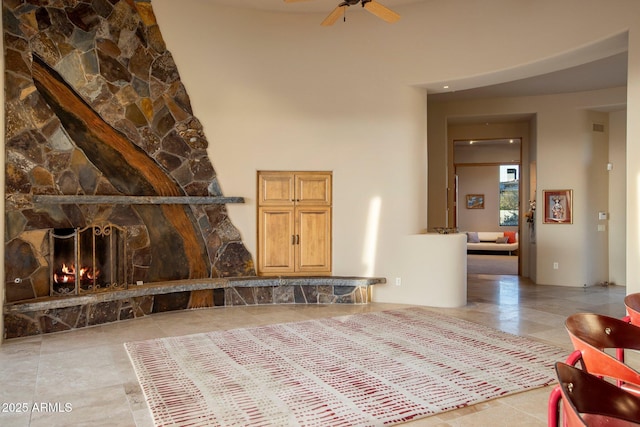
396,233 -> 467,307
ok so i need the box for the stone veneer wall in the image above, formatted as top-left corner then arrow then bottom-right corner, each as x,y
3,0 -> 255,307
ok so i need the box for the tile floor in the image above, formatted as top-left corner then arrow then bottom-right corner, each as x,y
0,274 -> 628,426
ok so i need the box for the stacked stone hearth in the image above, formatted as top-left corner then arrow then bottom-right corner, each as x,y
3,0 -> 257,337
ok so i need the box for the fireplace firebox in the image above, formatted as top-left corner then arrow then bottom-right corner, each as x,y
50,224 -> 128,296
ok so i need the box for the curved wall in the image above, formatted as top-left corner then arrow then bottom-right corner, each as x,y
149,0 -> 640,294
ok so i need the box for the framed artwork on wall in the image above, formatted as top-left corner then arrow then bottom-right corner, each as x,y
466,194 -> 484,209
543,189 -> 573,224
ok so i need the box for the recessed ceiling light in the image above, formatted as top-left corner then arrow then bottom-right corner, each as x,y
443,85 -> 449,89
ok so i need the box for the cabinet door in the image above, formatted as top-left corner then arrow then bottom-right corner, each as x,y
295,173 -> 332,206
258,207 -> 295,274
258,172 -> 295,206
295,207 -> 332,274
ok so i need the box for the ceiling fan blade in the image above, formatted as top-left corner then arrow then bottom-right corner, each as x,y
321,5 -> 347,26
363,0 -> 400,23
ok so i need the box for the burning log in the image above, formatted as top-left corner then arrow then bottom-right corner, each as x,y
53,263 -> 100,285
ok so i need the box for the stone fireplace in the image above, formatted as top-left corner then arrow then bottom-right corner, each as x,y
3,0 -> 382,339
3,0 -> 256,336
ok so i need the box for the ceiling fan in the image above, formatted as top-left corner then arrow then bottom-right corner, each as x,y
284,0 -> 401,26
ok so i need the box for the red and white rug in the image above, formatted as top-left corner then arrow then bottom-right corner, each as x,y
125,307 -> 566,426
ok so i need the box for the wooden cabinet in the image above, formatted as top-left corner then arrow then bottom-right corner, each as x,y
257,172 -> 332,275
258,172 -> 331,206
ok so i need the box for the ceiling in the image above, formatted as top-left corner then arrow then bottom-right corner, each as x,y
428,52 -> 628,103
203,0 -> 628,105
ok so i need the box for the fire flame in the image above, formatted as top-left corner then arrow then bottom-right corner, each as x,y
53,263 -> 100,284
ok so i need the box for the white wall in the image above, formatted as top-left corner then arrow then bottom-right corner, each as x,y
150,1 -> 429,296
454,141 -> 521,164
148,0 -> 640,298
609,109 -> 627,286
456,165 -> 500,232
537,100 -> 612,287
398,234 -> 467,307
627,29 -> 640,295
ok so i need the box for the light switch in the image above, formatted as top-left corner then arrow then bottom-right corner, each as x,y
598,212 -> 608,220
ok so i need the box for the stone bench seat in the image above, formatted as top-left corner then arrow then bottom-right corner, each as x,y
3,276 -> 385,339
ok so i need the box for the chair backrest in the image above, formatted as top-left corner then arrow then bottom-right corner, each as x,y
555,362 -> 640,426
625,293 -> 640,326
565,313 -> 640,390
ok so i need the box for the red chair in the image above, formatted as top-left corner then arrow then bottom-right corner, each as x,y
548,351 -> 582,426
554,362 -> 640,426
625,293 -> 640,326
565,313 -> 640,395
549,313 -> 640,426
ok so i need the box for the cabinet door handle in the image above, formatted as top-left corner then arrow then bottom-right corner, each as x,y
292,235 -> 296,245
296,235 -> 300,245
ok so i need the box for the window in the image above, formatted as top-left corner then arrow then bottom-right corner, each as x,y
499,165 -> 519,226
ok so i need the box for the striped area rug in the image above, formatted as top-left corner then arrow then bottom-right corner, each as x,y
125,307 -> 566,426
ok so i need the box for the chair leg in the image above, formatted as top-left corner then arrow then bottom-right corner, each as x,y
548,351 -> 583,426
565,350 -> 582,366
547,385 -> 562,427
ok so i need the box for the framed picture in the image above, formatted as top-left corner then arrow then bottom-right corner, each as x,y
466,194 -> 484,209
543,189 -> 572,224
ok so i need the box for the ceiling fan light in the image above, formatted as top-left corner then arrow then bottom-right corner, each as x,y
285,0 -> 400,26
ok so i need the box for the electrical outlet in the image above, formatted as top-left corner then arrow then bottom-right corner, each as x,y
553,262 -> 559,270
395,277 -> 402,286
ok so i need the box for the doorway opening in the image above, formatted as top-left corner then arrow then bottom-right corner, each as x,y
454,138 -> 522,275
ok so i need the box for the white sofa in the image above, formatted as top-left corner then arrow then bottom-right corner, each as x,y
466,231 -> 518,255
